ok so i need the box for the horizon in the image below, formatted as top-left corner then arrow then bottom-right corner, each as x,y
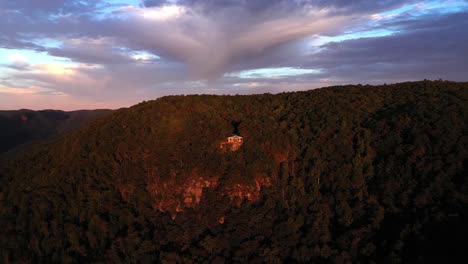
1,0 -> 468,110
1,79 -> 460,111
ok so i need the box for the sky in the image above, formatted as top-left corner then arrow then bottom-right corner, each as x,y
0,0 -> 467,110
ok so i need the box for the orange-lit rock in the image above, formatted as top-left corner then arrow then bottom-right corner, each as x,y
145,169 -> 271,214
226,175 -> 272,206
218,216 -> 225,224
182,177 -> 219,207
146,171 -> 219,213
220,135 -> 244,152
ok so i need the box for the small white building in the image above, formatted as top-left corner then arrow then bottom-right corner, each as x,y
227,135 -> 243,144
220,135 -> 244,151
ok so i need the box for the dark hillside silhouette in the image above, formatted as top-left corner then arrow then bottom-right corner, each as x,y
0,109 -> 112,154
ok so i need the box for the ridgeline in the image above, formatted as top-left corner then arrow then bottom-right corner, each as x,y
0,81 -> 467,263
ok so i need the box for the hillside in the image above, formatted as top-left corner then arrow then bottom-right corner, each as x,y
0,81 -> 467,263
0,109 -> 113,154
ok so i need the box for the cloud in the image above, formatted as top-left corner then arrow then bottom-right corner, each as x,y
104,3 -> 353,79
144,0 -> 418,13
0,0 -> 102,16
0,0 -> 414,81
304,12 -> 468,83
46,38 -> 135,65
0,86 -> 53,95
0,0 -> 467,110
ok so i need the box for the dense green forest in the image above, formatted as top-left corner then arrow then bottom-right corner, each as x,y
0,81 -> 467,263
0,109 -> 112,154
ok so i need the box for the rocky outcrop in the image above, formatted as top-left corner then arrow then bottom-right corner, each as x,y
135,171 -> 272,214
226,175 -> 272,206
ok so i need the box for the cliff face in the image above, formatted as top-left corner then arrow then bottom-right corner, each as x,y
141,171 -> 272,214
114,137 -> 280,214
0,81 -> 467,263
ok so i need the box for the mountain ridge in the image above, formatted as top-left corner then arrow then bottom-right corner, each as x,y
0,80 -> 467,263
0,109 -> 113,154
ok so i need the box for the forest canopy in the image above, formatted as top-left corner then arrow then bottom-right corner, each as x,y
0,80 -> 467,263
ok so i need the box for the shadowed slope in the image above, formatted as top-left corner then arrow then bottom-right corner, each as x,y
0,109 -> 113,154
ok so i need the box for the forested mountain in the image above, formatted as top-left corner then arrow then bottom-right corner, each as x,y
0,109 -> 112,154
0,81 -> 466,263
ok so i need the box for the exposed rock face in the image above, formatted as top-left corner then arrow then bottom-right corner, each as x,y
112,136 -> 285,217
131,171 -> 272,214
114,141 -> 285,215
179,176 -> 219,208
227,175 -> 272,206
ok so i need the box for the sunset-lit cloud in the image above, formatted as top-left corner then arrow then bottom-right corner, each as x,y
0,0 -> 467,110
0,86 -> 53,95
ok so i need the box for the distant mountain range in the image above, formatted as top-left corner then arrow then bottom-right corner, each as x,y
0,81 -> 466,263
0,109 -> 113,154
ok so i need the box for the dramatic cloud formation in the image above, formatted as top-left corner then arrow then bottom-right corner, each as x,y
0,0 -> 467,109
